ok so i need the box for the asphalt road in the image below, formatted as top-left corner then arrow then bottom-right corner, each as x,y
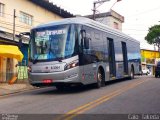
0,76 -> 160,120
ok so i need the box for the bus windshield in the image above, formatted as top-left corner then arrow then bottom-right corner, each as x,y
30,24 -> 77,61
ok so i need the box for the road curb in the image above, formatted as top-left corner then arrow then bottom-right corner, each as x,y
0,87 -> 38,98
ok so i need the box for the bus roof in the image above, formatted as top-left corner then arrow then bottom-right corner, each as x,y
33,17 -> 139,43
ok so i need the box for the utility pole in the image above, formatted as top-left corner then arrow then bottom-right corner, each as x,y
13,9 -> 16,41
93,0 -> 110,20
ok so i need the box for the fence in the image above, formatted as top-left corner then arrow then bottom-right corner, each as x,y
0,58 -> 29,83
16,60 -> 28,83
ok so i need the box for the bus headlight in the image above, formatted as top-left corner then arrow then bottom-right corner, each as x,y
64,60 -> 79,70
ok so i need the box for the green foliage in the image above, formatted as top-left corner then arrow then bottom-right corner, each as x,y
145,25 -> 160,47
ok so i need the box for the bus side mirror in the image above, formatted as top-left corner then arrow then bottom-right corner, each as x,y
18,38 -> 23,48
84,37 -> 90,49
19,32 -> 30,36
19,32 -> 30,46
80,29 -> 86,38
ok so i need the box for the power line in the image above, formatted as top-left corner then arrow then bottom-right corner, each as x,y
93,0 -> 111,20
127,34 -> 146,36
127,6 -> 160,18
123,29 -> 148,31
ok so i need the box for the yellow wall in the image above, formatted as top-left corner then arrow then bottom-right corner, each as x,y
141,49 -> 160,75
0,57 -> 3,82
0,0 -> 63,35
141,50 -> 160,59
13,59 -> 18,74
0,57 -> 6,82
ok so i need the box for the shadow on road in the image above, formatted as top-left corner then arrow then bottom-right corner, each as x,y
31,77 -> 140,95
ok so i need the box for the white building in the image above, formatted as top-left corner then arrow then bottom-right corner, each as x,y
85,10 -> 124,31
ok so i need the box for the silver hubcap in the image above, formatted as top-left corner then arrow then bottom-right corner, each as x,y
98,72 -> 102,83
131,69 -> 133,78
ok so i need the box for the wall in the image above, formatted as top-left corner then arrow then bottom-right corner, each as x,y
0,57 -> 6,82
96,16 -> 122,31
0,0 -> 63,35
93,10 -> 124,31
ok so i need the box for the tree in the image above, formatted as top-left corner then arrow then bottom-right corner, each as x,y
145,25 -> 160,50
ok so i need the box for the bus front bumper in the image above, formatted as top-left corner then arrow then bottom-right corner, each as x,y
28,68 -> 81,86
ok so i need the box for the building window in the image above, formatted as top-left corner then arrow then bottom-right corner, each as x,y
0,3 -> 5,17
114,22 -> 119,29
19,11 -> 33,25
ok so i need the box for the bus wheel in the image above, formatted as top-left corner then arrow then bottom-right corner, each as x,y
130,67 -> 134,80
56,85 -> 66,91
155,74 -> 158,78
96,69 -> 104,88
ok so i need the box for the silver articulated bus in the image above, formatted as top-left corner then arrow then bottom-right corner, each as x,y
28,17 -> 141,90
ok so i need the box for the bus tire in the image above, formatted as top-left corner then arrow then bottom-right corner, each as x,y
95,68 -> 105,88
155,74 -> 158,78
129,66 -> 134,80
55,85 -> 66,91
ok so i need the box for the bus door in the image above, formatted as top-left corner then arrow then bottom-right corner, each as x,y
80,27 -> 95,84
107,38 -> 116,78
121,42 -> 128,75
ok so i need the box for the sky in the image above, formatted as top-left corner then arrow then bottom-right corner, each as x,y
50,0 -> 160,50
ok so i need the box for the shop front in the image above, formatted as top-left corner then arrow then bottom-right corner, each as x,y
0,45 -> 23,82
141,49 -> 160,75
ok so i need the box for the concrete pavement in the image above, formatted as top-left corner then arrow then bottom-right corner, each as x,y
0,83 -> 35,96
0,76 -> 158,115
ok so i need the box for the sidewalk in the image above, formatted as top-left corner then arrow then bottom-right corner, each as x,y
0,83 -> 35,97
